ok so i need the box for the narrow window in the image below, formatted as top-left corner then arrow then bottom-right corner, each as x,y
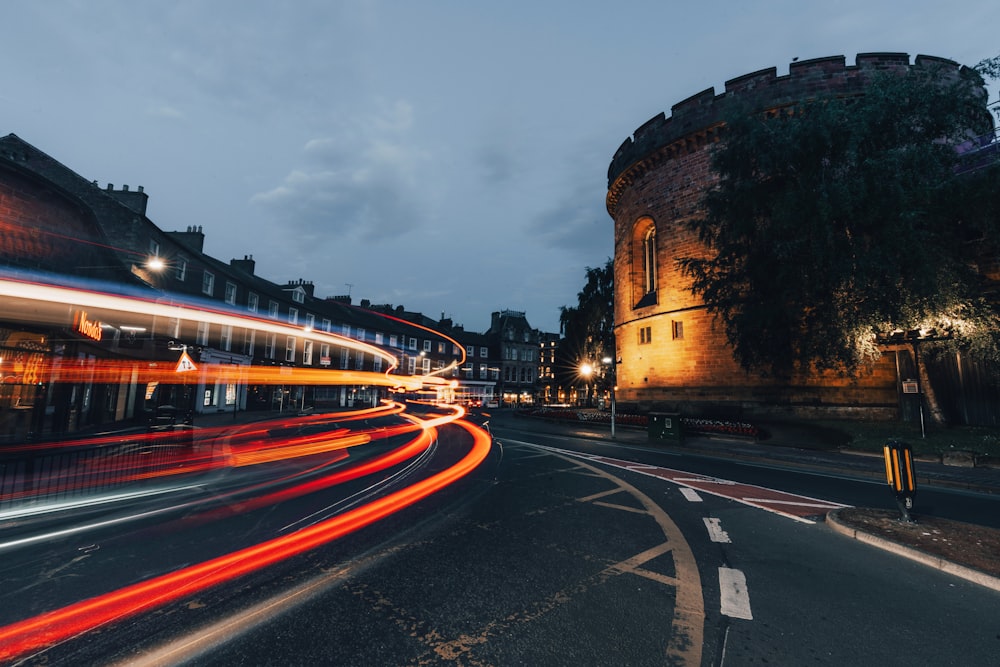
672,320 -> 684,340
197,321 -> 209,346
202,271 -> 215,296
643,227 -> 657,295
243,329 -> 255,356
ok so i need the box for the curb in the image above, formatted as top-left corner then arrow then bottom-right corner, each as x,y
826,509 -> 1000,593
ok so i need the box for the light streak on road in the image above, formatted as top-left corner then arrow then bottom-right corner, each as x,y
0,408 -> 492,662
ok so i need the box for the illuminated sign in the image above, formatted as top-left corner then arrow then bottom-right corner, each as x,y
73,310 -> 103,342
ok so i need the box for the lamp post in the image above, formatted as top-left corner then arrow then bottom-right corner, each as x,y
602,356 -> 615,438
579,362 -> 593,407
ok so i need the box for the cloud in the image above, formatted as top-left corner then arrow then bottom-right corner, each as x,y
530,179 -> 613,259
251,100 -> 431,243
146,104 -> 185,120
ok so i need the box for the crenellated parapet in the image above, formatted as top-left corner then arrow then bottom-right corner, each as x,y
606,53 -> 981,215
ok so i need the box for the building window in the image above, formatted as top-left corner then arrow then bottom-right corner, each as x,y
175,258 -> 187,281
479,363 -> 487,379
220,325 -> 232,351
340,348 -> 350,369
197,321 -> 209,346
407,357 -> 416,374
305,313 -> 315,331
342,324 -> 351,337
243,329 -> 255,356
466,345 -> 475,358
265,333 -> 276,359
422,358 -> 431,374
643,226 -> 657,294
632,217 -> 658,308
356,351 -> 365,370
268,300 -> 279,319
389,335 -> 398,348
303,340 -> 313,365
375,332 -> 383,345
288,307 -> 298,325
321,318 -> 331,333
437,342 -> 446,354
320,343 -> 330,366
149,240 -> 160,257
285,336 -> 296,362
639,326 -> 652,345
422,339 -> 432,352
357,328 -> 366,342
409,337 -> 417,351
373,356 -> 382,372
202,271 -> 215,297
291,288 -> 304,304
225,282 -> 237,305
672,320 -> 684,340
247,292 -> 258,312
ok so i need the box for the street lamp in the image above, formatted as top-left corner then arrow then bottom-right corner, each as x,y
579,362 -> 593,407
602,356 -> 616,438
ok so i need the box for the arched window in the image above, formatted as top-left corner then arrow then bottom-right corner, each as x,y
631,217 -> 658,308
643,226 -> 657,295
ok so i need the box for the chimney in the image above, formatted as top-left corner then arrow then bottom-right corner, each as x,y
105,183 -> 149,215
166,225 -> 205,253
230,254 -> 256,275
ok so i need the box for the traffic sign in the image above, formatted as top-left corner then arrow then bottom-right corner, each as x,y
175,350 -> 198,373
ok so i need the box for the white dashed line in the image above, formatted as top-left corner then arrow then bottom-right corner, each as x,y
703,517 -> 731,543
679,487 -> 702,502
719,567 -> 753,619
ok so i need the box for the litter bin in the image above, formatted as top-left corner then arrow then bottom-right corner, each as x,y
648,412 -> 683,443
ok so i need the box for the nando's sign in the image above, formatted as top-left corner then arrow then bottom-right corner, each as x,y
73,310 -> 103,342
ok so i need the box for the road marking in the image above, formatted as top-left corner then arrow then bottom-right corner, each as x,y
522,444 -> 850,523
680,487 -> 702,502
719,567 -> 753,620
703,517 -> 731,543
532,445 -> 706,665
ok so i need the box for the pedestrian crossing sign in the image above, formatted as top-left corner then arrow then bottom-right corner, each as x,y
175,350 -> 198,373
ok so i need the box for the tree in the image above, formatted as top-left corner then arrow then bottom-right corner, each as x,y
679,61 -> 1000,384
557,259 -> 614,399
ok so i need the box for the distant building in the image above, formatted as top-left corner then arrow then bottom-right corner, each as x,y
488,310 -> 540,406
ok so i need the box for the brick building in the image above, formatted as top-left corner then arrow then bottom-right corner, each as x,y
606,53 -> 993,421
0,134 -> 460,443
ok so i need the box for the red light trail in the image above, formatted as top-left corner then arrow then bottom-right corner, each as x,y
0,413 -> 491,662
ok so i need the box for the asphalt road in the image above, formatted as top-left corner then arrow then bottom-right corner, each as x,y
6,413 -> 1000,665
